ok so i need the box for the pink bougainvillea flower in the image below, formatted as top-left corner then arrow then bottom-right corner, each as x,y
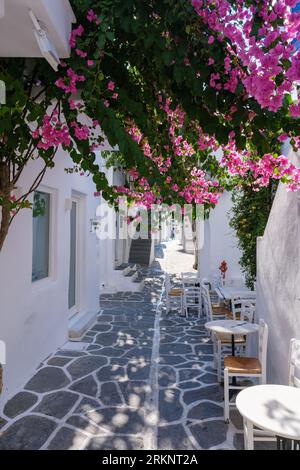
107,81 -> 115,91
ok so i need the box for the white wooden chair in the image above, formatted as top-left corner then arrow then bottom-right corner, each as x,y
288,338 -> 300,388
182,285 -> 202,318
181,273 -> 199,289
227,297 -> 256,321
201,286 -> 231,372
224,319 -> 268,423
214,302 -> 255,382
165,273 -> 183,315
241,300 -> 256,323
202,285 -> 231,322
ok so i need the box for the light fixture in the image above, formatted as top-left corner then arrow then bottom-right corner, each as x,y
0,0 -> 4,18
28,9 -> 60,71
90,218 -> 101,233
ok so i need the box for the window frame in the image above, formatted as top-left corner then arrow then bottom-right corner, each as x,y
31,186 -> 57,286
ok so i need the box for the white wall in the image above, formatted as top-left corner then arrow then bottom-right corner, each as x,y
96,153 -> 133,292
0,148 -> 100,406
199,191 -> 244,288
257,144 -> 300,384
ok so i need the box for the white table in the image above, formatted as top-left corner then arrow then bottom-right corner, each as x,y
236,385 -> 300,450
205,320 -> 259,387
216,287 -> 256,302
205,320 -> 259,356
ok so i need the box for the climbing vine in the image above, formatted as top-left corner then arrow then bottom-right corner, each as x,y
1,1 -> 300,250
229,183 -> 277,288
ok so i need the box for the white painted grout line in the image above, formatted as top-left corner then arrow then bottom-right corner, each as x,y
143,277 -> 165,450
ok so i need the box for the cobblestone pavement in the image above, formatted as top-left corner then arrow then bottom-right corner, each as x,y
0,243 -> 275,450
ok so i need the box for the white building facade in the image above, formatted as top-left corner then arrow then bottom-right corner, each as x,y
198,191 -> 245,289
0,0 -> 137,407
256,143 -> 300,384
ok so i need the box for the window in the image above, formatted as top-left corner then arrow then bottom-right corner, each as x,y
32,191 -> 50,282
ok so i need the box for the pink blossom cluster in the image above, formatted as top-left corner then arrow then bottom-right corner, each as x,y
220,144 -> 300,192
55,68 -> 85,95
69,25 -> 84,48
192,0 -> 300,113
198,128 -> 218,152
70,121 -> 90,141
87,9 -> 101,25
32,111 -> 71,150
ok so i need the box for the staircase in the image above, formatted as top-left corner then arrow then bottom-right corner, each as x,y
128,238 -> 153,265
100,262 -> 145,293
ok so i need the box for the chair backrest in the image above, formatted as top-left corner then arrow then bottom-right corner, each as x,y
241,300 -> 255,323
181,272 -> 198,278
183,286 -> 201,299
258,319 -> 268,379
231,297 -> 243,320
288,338 -> 300,388
201,285 -> 213,321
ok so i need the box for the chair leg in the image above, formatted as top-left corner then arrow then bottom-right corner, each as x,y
212,339 -> 217,370
245,337 -> 250,356
217,341 -> 222,383
166,295 -> 170,314
224,368 -> 230,423
243,418 -> 254,450
260,372 -> 266,385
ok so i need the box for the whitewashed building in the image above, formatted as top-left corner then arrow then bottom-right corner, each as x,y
0,0 -> 143,406
198,191 -> 245,289
257,143 -> 300,384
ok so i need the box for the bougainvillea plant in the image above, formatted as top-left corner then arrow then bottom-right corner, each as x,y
1,0 -> 300,250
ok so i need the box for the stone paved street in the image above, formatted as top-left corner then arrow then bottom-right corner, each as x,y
0,242 -> 275,450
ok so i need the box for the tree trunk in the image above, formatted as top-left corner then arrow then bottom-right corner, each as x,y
0,163 -> 11,251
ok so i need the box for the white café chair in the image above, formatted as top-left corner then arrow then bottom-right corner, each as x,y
182,285 -> 202,318
202,286 -> 231,372
165,273 -> 183,315
202,285 -> 231,322
224,319 -> 268,423
288,338 -> 300,388
214,300 -> 255,382
181,273 -> 199,289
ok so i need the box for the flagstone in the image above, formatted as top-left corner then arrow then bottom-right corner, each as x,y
3,391 -> 38,419
33,391 -> 79,419
70,375 -> 98,397
67,356 -> 107,380
0,415 -> 57,450
47,426 -> 87,450
25,367 -> 70,393
157,424 -> 196,450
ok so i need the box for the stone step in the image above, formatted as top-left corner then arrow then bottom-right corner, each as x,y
68,311 -> 98,341
124,269 -> 138,281
123,264 -> 137,276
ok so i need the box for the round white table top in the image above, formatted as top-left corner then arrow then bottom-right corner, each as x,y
205,320 -> 259,336
236,385 -> 300,440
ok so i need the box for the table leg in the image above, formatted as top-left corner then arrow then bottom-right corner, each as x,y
231,334 -> 235,356
231,334 -> 237,386
243,418 -> 254,450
